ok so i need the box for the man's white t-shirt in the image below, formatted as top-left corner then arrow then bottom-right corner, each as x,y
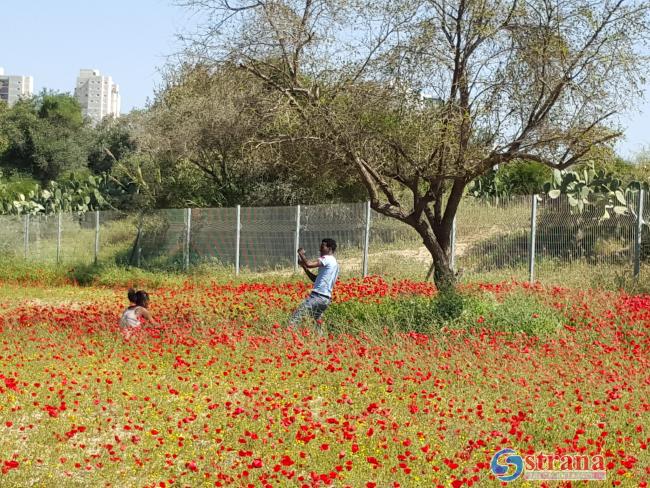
312,254 -> 339,298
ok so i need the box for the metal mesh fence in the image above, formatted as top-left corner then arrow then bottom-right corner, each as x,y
456,195 -> 531,281
134,209 -> 186,269
98,211 -> 139,265
535,194 -> 637,282
59,213 -> 96,264
300,203 -> 366,276
639,191 -> 650,279
239,205 -> 296,271
0,214 -> 24,260
26,214 -> 52,262
367,210 -> 423,277
191,207 -> 238,268
1,195 -> 649,284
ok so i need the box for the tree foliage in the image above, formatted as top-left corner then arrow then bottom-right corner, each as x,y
87,117 -> 138,174
138,62 -> 365,207
177,0 -> 650,288
0,93 -> 91,181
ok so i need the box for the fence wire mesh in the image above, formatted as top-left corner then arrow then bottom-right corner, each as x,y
535,194 -> 637,283
368,210 -> 423,278
98,211 -> 139,265
639,191 -> 650,280
191,207 -> 238,268
134,209 -> 186,269
0,214 -> 24,260
455,195 -> 531,281
300,203 -> 366,276
26,214 -> 51,262
1,196 -> 649,285
239,205 -> 296,271
60,213 -> 96,264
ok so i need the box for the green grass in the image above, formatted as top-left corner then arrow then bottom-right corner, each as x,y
2,250 -> 649,296
325,287 -> 564,337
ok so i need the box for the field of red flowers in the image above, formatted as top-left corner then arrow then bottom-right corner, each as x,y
0,277 -> 647,487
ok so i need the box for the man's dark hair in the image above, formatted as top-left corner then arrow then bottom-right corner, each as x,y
322,238 -> 337,252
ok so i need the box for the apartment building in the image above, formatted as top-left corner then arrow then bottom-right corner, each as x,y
0,67 -> 34,106
74,69 -> 121,123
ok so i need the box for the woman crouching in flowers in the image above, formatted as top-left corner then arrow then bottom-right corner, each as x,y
120,288 -> 159,340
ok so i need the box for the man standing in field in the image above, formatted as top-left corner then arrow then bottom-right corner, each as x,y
290,238 -> 339,333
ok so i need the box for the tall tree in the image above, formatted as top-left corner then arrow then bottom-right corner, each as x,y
0,93 -> 91,181
142,62 -> 364,207
88,116 -> 138,174
39,94 -> 84,129
145,63 -> 271,206
0,102 -> 9,155
178,0 -> 650,288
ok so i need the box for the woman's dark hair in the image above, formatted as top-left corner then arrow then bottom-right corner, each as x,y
127,288 -> 137,303
134,290 -> 150,308
322,238 -> 337,252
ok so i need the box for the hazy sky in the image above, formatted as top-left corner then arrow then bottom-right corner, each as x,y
1,0 -> 648,158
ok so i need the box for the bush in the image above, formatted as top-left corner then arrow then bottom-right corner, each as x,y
460,292 -> 563,335
325,289 -> 562,336
326,295 -> 437,335
65,262 -> 104,285
432,290 -> 464,321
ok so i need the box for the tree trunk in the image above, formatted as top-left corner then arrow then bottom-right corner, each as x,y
415,218 -> 456,291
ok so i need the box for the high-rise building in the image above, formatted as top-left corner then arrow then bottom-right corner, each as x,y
0,67 -> 34,106
74,69 -> 121,123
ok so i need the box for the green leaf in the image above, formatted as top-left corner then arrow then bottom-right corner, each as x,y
615,190 -> 626,205
613,205 -> 627,215
548,189 -> 561,199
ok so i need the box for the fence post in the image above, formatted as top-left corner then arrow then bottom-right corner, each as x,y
184,208 -> 192,271
293,205 -> 301,273
132,216 -> 143,268
528,194 -> 538,283
450,216 -> 457,272
24,214 -> 30,260
136,228 -> 142,268
94,210 -> 100,264
362,201 -> 371,277
235,205 -> 241,276
56,212 -> 62,264
634,189 -> 645,279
